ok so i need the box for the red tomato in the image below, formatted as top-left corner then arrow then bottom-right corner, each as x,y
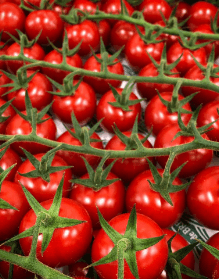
70,172 -> 125,229
199,232 -> 219,278
25,10 -> 64,45
7,70 -> 53,111
91,212 -> 168,279
19,198 -> 93,267
154,124 -> 213,178
157,229 -> 195,279
101,0 -> 134,26
0,147 -> 22,181
0,245 -> 34,279
68,262 -> 89,278
0,98 -> 16,134
137,63 -> 180,101
174,1 -> 191,25
52,80 -> 96,125
181,64 -> 219,107
97,19 -> 111,47
138,0 -> 171,24
83,53 -> 124,95
0,41 -> 9,70
6,42 -> 45,74
42,49 -> 82,84
73,0 -> 101,14
96,88 -> 142,133
144,92 -> 192,136
0,181 -> 29,241
5,111 -> 57,156
65,20 -> 100,57
212,261 -> 219,279
197,100 -> 219,142
14,153 -> 72,203
0,2 -> 25,42
126,169 -> 186,228
187,1 -> 218,31
105,131 -> 154,184
187,166 -> 219,230
167,41 -> 207,76
56,129 -> 103,177
125,33 -> 165,72
0,70 -> 10,100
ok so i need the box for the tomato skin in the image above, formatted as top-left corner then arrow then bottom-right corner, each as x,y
25,10 -> 64,46
0,245 -> 34,279
42,49 -> 82,84
126,169 -> 186,228
125,33 -> 164,72
91,212 -> 168,279
65,20 -> 100,57
52,80 -> 96,125
138,0 -> 171,24
157,229 -> 195,279
144,92 -> 192,136
70,172 -> 125,229
167,41 -> 207,76
0,147 -> 22,181
0,181 -> 29,242
105,131 -> 154,184
97,19 -> 111,47
137,63 -> 180,101
181,65 -> 219,107
83,54 -> 124,95
19,198 -> 93,267
68,262 -> 89,278
73,0 -> 101,14
96,88 -> 141,133
0,2 -> 25,42
174,1 -> 191,25
0,98 -> 16,134
187,1 -> 218,31
56,129 -> 103,177
14,153 -> 72,203
154,124 -> 213,178
187,166 -> 219,230
6,42 -> 45,74
7,70 -> 53,111
199,232 -> 219,278
0,70 -> 10,100
5,112 -> 57,156
0,41 -> 9,70
212,261 -> 219,279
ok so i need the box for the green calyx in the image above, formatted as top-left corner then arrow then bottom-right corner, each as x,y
71,153 -> 120,191
0,99 -> 14,124
146,152 -> 191,206
18,146 -> 72,183
88,205 -> 165,279
165,234 -> 207,279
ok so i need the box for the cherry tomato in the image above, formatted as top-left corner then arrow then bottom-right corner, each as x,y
83,54 -> 124,95
187,1 -> 218,31
0,98 -> 16,134
154,124 -> 213,178
136,63 -> 180,101
70,171 -> 125,229
0,2 -> 25,41
105,131 -> 154,184
144,92 -> 192,136
125,33 -> 165,72
91,212 -> 168,279
19,198 -> 93,267
68,262 -> 89,278
126,169 -> 186,228
174,1 -> 191,25
65,20 -> 100,57
25,10 -> 64,45
0,70 -> 10,100
5,111 -> 57,156
96,88 -> 142,133
167,41 -> 207,76
52,80 -> 96,125
0,181 -> 29,241
6,42 -> 45,74
157,229 -> 195,279
97,19 -> 111,47
14,153 -> 72,203
138,0 -> 171,24
56,129 -> 103,177
0,41 -> 9,70
7,70 -> 53,111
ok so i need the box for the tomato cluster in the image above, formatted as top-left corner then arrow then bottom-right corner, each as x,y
1,0 -> 219,278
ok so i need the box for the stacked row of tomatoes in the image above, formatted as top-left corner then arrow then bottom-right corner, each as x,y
1,0 -> 219,278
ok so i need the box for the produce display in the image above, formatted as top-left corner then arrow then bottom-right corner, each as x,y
1,0 -> 219,278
